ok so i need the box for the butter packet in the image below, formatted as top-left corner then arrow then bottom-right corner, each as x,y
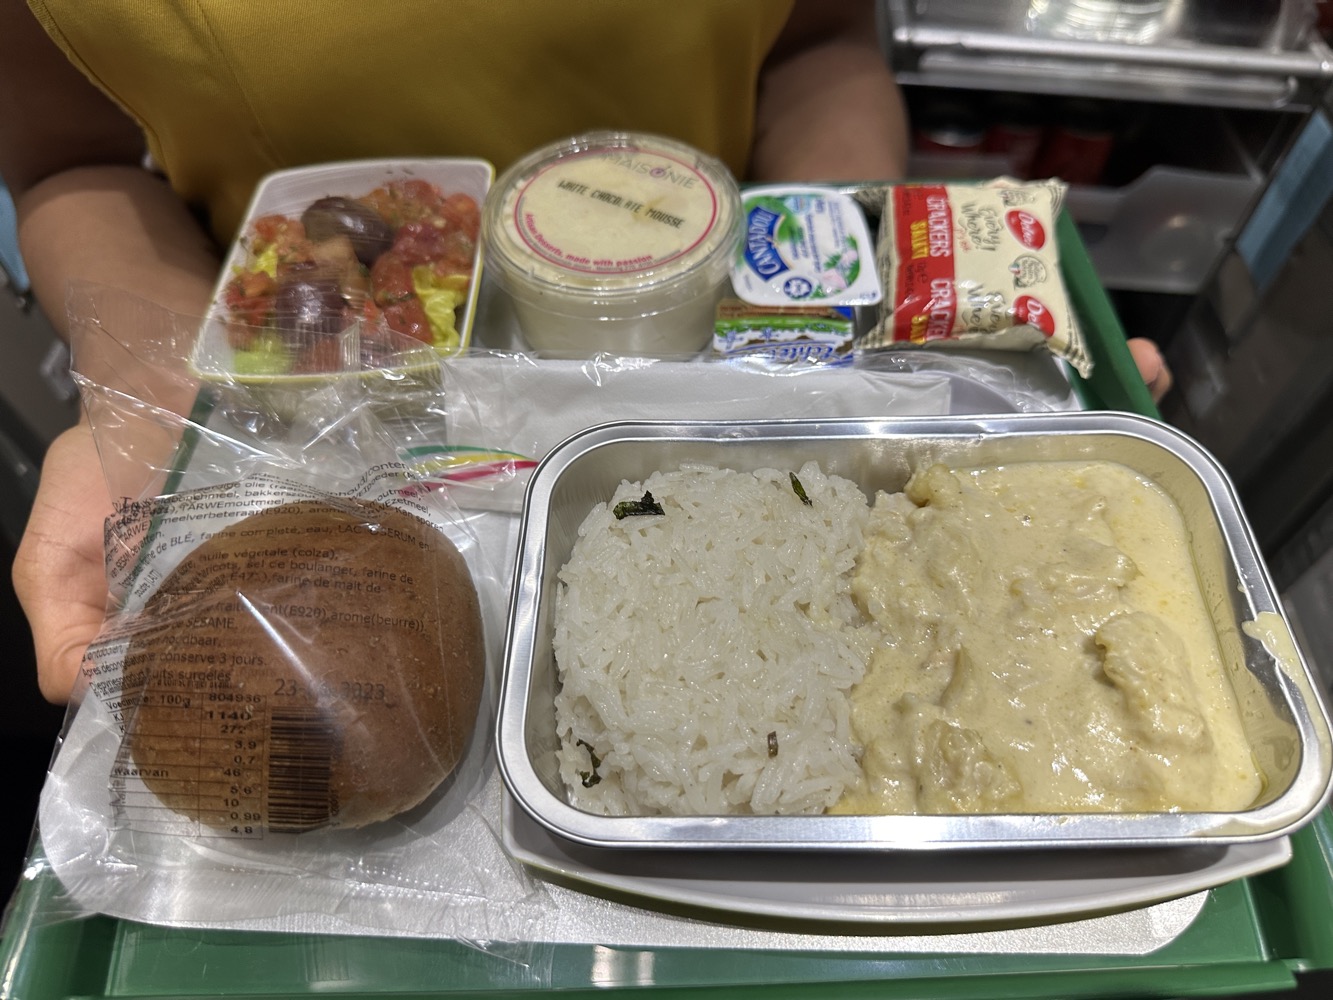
860,178 -> 1092,378
712,298 -> 855,364
731,185 -> 883,308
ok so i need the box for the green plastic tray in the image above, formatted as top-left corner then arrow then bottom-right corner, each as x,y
4,212 -> 1329,1000
4,812 -> 1331,999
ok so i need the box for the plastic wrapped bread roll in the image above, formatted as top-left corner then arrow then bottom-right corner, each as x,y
120,498 -> 486,833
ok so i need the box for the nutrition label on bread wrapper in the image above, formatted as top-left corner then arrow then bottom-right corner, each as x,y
84,469 -> 445,839
111,692 -> 271,838
107,689 -> 338,839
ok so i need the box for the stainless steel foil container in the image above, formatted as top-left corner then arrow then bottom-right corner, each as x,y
497,413 -> 1333,850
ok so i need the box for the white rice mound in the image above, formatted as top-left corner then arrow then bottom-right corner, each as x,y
552,461 -> 878,816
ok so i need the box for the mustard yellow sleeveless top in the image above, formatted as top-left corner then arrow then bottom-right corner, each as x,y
28,0 -> 793,243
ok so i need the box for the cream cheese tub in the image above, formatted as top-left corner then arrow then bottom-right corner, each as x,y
482,131 -> 742,357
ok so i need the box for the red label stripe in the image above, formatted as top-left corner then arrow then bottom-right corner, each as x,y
892,185 -> 957,344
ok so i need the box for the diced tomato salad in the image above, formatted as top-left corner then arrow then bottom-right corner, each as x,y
220,179 -> 480,375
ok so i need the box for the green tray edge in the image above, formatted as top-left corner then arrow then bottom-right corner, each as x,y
1056,211 -> 1160,420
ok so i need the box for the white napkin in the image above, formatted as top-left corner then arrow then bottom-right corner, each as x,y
442,354 -> 954,455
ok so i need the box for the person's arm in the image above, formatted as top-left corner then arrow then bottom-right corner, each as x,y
750,0 -> 909,183
0,1 -> 221,336
2,0 -> 222,702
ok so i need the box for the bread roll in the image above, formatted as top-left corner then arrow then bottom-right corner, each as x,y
121,498 -> 485,832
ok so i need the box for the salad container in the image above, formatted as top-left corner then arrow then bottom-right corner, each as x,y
191,158 -> 493,417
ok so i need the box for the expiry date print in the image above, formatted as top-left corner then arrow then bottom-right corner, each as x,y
273,676 -> 389,703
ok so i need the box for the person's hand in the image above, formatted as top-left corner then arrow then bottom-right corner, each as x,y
12,422 -> 113,703
1127,337 -> 1173,404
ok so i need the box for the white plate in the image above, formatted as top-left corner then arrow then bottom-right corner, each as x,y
502,794 -> 1292,926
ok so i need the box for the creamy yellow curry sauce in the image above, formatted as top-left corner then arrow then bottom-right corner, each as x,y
832,460 -> 1263,815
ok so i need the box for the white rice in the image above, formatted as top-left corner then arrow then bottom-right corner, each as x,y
552,462 -> 878,816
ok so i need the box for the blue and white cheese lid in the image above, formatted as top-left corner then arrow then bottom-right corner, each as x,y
731,185 -> 883,307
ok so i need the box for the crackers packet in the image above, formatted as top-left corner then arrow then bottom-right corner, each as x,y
860,178 -> 1093,378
